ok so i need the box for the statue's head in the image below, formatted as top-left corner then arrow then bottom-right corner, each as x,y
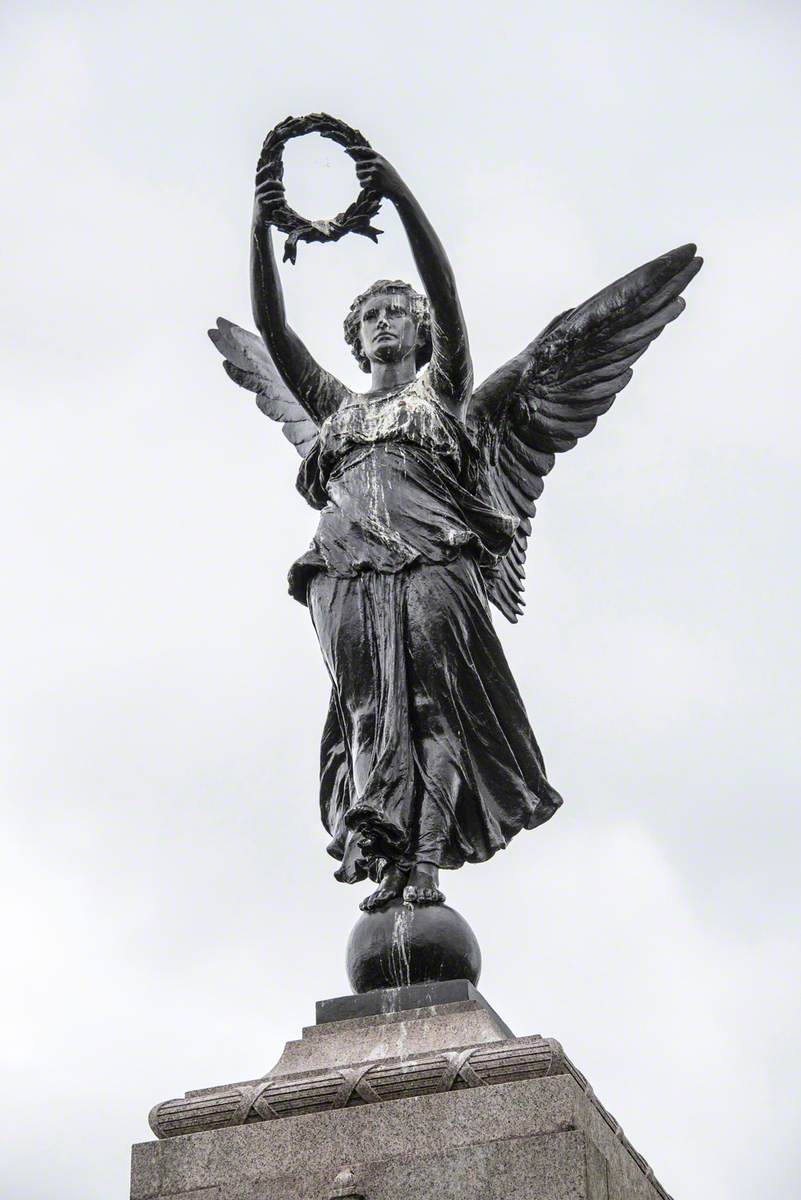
344,280 -> 432,374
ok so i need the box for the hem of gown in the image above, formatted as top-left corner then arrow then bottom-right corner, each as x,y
343,804 -> 407,855
327,792 -> 563,885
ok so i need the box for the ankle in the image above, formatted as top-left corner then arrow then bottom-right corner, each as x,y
411,861 -> 439,882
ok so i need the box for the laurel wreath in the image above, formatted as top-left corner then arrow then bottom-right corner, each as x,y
256,113 -> 383,264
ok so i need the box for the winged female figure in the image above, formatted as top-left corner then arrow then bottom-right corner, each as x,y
210,146 -> 702,913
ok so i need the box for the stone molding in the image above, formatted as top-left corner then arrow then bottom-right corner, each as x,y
149,1036 -> 558,1139
148,1034 -> 672,1200
563,1052 -> 672,1200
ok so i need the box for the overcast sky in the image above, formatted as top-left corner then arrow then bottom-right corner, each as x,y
2,3 -> 800,1199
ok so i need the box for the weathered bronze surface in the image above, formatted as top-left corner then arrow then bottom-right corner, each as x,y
210,114 -> 702,916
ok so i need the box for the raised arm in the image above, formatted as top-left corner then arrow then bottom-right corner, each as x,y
351,149 -> 473,415
250,176 -> 347,423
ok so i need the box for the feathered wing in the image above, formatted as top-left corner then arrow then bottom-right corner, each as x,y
208,317 -> 319,457
468,243 -> 703,622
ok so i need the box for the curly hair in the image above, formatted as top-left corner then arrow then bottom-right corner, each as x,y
343,280 -> 432,374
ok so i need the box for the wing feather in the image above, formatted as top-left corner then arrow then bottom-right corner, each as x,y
469,244 -> 702,621
546,369 -> 633,401
209,317 -> 319,458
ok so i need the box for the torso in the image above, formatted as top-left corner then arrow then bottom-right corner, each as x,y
288,368 -> 517,603
318,369 -> 462,480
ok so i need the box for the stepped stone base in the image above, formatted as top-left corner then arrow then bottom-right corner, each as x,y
132,982 -> 673,1200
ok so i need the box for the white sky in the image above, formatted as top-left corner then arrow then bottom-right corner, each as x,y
2,3 -> 800,1198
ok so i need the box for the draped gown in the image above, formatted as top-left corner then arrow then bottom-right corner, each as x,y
288,359 -> 562,885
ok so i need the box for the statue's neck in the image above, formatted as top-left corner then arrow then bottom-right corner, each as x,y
368,357 -> 417,393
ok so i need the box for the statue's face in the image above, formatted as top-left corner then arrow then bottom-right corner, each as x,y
359,291 -> 418,368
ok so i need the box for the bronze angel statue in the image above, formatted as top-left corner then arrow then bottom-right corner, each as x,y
210,141 -> 702,914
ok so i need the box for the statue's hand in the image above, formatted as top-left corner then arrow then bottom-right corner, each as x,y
348,146 -> 407,202
254,168 -> 286,226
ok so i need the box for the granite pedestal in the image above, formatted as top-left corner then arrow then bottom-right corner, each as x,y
133,982 -> 673,1200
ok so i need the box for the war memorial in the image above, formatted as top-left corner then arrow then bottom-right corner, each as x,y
130,113 -> 702,1200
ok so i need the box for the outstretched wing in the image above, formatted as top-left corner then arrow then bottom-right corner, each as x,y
468,244 -> 703,622
208,317 -> 319,457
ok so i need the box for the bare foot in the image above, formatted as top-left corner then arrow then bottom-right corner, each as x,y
403,862 -> 445,906
360,864 -> 408,912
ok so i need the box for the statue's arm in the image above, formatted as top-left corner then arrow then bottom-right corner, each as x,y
250,181 -> 347,422
351,149 -> 473,417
